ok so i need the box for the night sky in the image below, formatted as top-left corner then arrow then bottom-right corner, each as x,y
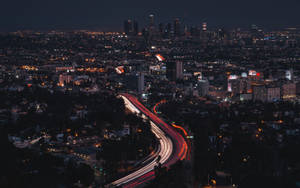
0,0 -> 299,31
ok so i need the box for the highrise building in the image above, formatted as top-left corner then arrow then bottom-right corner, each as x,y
124,19 -> 138,36
266,87 -> 281,102
142,28 -> 150,40
176,61 -> 183,79
124,19 -> 133,35
149,14 -> 155,27
164,23 -> 172,38
138,72 -> 145,94
197,79 -> 210,97
166,61 -> 183,81
202,22 -> 207,31
174,18 -> 181,37
251,24 -> 259,32
228,79 -> 240,95
253,85 -> 267,102
149,14 -> 155,36
158,23 -> 164,35
133,21 -> 139,36
184,25 -> 189,36
190,26 -> 200,37
59,74 -> 72,86
281,82 -> 296,99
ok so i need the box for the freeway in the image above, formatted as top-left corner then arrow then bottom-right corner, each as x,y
109,94 -> 188,187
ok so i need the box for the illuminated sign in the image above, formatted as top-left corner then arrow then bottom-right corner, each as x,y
155,54 -> 165,62
241,72 -> 247,78
115,66 -> 124,74
228,83 -> 232,92
228,75 -> 238,80
249,70 -> 257,76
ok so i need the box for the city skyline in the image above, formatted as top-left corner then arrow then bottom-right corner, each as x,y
1,0 -> 300,31
1,1 -> 300,188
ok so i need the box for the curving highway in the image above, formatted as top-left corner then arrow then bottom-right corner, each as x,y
108,94 -> 188,187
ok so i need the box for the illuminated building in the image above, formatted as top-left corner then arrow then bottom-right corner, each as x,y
164,23 -> 172,38
149,14 -> 155,35
59,74 -> 72,86
158,23 -> 164,35
251,24 -> 260,35
281,82 -> 296,99
240,93 -> 252,101
266,87 -> 281,102
124,19 -> 133,35
115,66 -> 125,74
228,79 -> 240,95
251,24 -> 258,31
56,66 -> 74,72
149,14 -> 154,27
184,25 -> 189,36
138,72 -> 145,94
253,85 -> 281,102
197,79 -> 210,97
123,73 -> 144,94
202,22 -> 207,31
176,61 -> 183,80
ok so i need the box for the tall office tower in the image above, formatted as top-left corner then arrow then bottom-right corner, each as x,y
164,23 -> 172,38
176,61 -> 183,79
218,28 -> 228,39
138,72 -> 145,94
124,19 -> 133,35
149,14 -> 155,27
148,14 -> 155,35
251,24 -> 262,37
59,74 -> 73,86
133,21 -> 139,36
197,79 -> 210,97
227,79 -> 241,95
251,24 -> 259,31
266,87 -> 281,102
158,23 -> 164,35
202,22 -> 207,31
253,85 -> 267,102
184,25 -> 189,36
174,18 -> 181,37
190,26 -> 200,37
281,82 -> 296,99
166,61 -> 183,81
166,62 -> 176,81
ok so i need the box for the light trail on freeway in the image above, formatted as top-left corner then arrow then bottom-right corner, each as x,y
108,94 -> 188,187
153,99 -> 192,161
